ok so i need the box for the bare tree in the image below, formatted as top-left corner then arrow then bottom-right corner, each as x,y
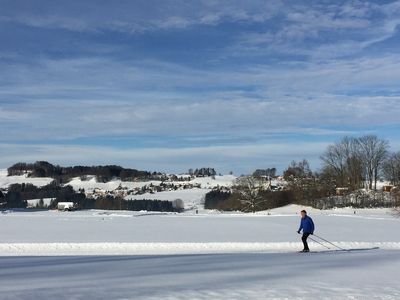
383,152 -> 400,186
342,137 -> 364,189
357,135 -> 389,191
283,159 -> 312,180
233,176 -> 269,213
321,137 -> 364,189
320,142 -> 348,187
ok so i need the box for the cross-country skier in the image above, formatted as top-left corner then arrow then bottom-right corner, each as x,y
297,210 -> 315,252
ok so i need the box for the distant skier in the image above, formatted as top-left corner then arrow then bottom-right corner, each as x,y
297,210 -> 315,252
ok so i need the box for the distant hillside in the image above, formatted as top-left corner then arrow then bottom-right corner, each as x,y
7,161 -> 153,183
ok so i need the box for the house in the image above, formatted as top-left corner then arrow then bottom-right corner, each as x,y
383,185 -> 394,192
336,187 -> 349,196
57,202 -> 75,211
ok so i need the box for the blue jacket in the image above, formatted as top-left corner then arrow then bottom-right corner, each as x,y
298,215 -> 315,234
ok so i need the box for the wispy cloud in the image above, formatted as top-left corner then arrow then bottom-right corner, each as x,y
232,1 -> 400,60
1,53 -> 400,142
0,0 -> 283,33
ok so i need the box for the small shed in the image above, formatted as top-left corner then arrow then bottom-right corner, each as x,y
172,199 -> 185,212
57,202 -> 75,211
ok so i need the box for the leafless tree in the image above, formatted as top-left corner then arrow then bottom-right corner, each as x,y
283,159 -> 312,180
320,137 -> 364,189
357,135 -> 389,190
383,152 -> 400,186
233,176 -> 269,213
320,142 -> 348,187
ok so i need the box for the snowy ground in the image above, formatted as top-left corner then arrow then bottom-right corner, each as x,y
1,205 -> 400,299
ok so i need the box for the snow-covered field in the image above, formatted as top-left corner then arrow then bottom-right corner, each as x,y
1,205 -> 400,298
125,188 -> 209,209
0,206 -> 398,246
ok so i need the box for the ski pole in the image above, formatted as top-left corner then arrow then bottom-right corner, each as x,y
308,236 -> 331,250
313,234 -> 347,251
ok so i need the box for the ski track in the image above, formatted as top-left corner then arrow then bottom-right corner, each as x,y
1,250 -> 400,299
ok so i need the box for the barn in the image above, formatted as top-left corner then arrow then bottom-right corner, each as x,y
57,202 -> 75,211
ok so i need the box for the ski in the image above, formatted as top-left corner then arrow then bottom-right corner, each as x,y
298,247 -> 380,254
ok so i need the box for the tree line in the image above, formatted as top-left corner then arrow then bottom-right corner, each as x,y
7,161 -> 153,183
86,196 -> 175,212
188,168 -> 217,177
207,135 -> 400,212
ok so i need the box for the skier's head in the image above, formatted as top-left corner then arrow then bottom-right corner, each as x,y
301,210 -> 307,218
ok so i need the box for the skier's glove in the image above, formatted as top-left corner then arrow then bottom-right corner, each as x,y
310,232 -> 314,235
297,231 -> 300,234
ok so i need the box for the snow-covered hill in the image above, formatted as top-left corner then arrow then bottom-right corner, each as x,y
0,169 -> 237,209
0,169 -> 54,189
66,175 -> 161,191
65,174 -> 236,192
66,174 -> 237,209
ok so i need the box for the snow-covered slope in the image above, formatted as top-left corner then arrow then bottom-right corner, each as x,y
65,175 -> 236,209
0,169 -> 54,189
66,176 -> 162,192
65,175 -> 236,192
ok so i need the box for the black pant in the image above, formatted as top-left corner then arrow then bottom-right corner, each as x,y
302,233 -> 310,250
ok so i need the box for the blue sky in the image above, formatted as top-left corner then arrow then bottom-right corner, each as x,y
1,0 -> 400,174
